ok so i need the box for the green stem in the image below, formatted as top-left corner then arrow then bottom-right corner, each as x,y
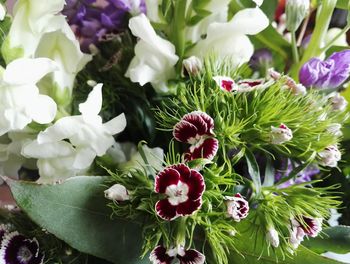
171,0 -> 187,60
176,217 -> 187,246
289,0 -> 337,79
319,24 -> 350,54
291,31 -> 299,63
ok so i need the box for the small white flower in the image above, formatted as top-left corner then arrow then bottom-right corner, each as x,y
104,184 -> 130,201
318,145 -> 341,167
329,93 -> 348,111
270,124 -> 293,144
266,228 -> 280,248
182,56 -> 202,76
327,123 -> 342,137
190,8 -> 269,67
0,58 -> 58,136
125,14 -> 179,93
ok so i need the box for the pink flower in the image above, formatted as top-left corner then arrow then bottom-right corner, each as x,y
150,245 -> 205,264
225,193 -> 249,222
270,123 -> 293,144
173,111 -> 219,161
213,76 -> 235,92
289,216 -> 322,249
155,164 -> 205,221
173,111 -> 214,144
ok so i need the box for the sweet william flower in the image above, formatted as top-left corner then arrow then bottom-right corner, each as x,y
183,138 -> 219,162
190,7 -> 269,67
270,124 -> 293,144
299,50 -> 350,89
104,184 -> 130,201
329,93 -> 348,112
150,245 -> 205,264
0,58 -> 58,136
266,228 -> 280,248
213,76 -> 235,92
125,14 -> 179,93
225,193 -> 249,222
155,164 -> 205,221
182,56 -> 202,76
0,231 -> 44,264
318,145 -> 341,168
298,216 -> 322,238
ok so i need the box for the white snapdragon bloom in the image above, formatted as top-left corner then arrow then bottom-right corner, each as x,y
0,58 -> 58,136
125,14 -> 179,93
3,0 -> 66,60
35,20 -> 92,105
190,8 -> 269,67
22,84 -> 127,183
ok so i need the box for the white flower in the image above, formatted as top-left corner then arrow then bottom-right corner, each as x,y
182,56 -> 202,76
266,228 -> 280,248
35,21 -> 92,105
190,7 -> 269,67
3,0 -> 66,60
270,124 -> 293,144
104,184 -> 130,201
22,84 -> 127,183
327,123 -> 342,137
0,3 -> 6,21
318,145 -> 341,167
329,93 -> 348,111
125,14 -> 179,93
107,142 -> 164,172
0,58 -> 58,136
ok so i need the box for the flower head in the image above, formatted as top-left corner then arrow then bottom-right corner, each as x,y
0,232 -> 44,264
154,164 -> 205,221
213,76 -> 235,92
150,245 -> 205,264
318,145 -> 341,167
183,138 -> 219,162
270,124 -> 293,144
299,50 -> 350,89
298,216 -> 322,238
329,93 -> 348,112
225,193 -> 249,222
104,184 -> 130,201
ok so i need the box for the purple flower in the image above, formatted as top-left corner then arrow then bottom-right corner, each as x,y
299,50 -> 350,89
0,232 -> 44,264
63,0 -> 146,53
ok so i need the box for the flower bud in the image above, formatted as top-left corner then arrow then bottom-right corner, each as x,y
225,193 -> 249,222
327,123 -> 342,137
329,93 -> 348,111
318,145 -> 341,167
270,124 -> 293,144
266,228 -> 280,248
182,56 -> 202,76
286,0 -> 310,32
104,184 -> 130,201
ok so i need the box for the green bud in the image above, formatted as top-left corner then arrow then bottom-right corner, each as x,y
286,0 -> 310,32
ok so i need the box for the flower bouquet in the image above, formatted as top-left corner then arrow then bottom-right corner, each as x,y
0,0 -> 350,263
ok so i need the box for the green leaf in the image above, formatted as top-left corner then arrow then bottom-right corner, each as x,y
6,176 -> 148,264
245,149 -> 261,194
303,226 -> 350,254
336,0 -> 350,9
262,156 -> 275,187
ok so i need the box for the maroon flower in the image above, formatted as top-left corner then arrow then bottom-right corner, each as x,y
213,76 -> 235,92
297,216 -> 322,238
173,111 -> 214,144
184,138 -> 219,162
149,245 -> 205,264
155,164 -> 205,221
225,193 -> 249,222
0,232 -> 44,264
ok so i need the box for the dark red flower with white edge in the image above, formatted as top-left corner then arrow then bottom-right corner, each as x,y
155,164 -> 205,221
173,111 -> 214,144
224,193 -> 249,222
297,216 -> 322,238
0,231 -> 44,264
184,138 -> 219,162
150,245 -> 205,264
213,76 -> 235,92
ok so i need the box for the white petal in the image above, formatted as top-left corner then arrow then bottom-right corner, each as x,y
79,83 -> 103,117
229,7 -> 269,35
37,116 -> 81,143
103,113 -> 127,135
22,140 -> 75,159
26,94 -> 57,124
3,58 -> 58,85
126,58 -> 159,86
73,147 -> 96,170
4,109 -> 31,131
129,14 -> 158,46
0,4 -> 6,21
252,0 -> 264,6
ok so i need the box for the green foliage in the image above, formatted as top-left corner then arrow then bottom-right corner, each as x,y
6,176 -> 147,264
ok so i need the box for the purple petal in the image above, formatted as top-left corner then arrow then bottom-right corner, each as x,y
149,246 -> 174,264
327,50 -> 350,88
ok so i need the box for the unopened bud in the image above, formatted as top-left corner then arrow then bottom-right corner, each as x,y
183,56 -> 202,76
104,184 -> 130,201
286,0 -> 310,32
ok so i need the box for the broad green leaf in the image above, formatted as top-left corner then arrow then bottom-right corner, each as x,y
303,226 -> 350,254
336,0 -> 350,9
245,149 -> 261,193
262,156 -> 275,187
6,176 -> 148,264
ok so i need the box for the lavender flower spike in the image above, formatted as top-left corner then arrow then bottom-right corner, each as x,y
299,50 -> 350,89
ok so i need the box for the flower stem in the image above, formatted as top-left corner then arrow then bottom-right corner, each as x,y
291,31 -> 299,63
172,0 -> 187,59
319,24 -> 350,54
176,217 -> 187,246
